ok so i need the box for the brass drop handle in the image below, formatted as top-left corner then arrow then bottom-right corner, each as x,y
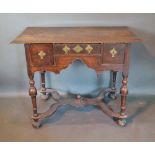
110,48 -> 117,57
38,50 -> 46,59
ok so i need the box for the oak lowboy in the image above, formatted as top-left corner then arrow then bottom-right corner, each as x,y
13,27 -> 140,128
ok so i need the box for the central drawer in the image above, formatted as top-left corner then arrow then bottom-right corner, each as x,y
53,43 -> 101,55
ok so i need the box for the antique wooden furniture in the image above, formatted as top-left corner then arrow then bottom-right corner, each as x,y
12,27 -> 140,128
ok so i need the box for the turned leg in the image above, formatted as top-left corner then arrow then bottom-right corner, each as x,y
117,74 -> 128,126
109,71 -> 117,100
29,74 -> 41,128
40,71 -> 46,93
40,71 -> 49,100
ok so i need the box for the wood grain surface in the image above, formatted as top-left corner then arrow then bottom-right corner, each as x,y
12,27 -> 141,44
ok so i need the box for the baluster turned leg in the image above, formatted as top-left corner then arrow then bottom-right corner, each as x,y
40,71 -> 49,100
117,74 -> 128,126
29,74 -> 41,128
109,71 -> 117,100
41,71 -> 46,93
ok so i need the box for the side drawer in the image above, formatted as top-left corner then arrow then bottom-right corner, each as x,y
102,44 -> 126,64
28,44 -> 53,67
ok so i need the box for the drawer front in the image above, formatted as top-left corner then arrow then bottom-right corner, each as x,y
29,44 -> 53,66
103,44 -> 126,64
53,43 -> 101,55
55,56 -> 101,67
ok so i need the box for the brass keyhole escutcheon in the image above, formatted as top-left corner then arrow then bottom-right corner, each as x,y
85,45 -> 93,54
38,50 -> 46,59
62,45 -> 70,54
110,48 -> 117,58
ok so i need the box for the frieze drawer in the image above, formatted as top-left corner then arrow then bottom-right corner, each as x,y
28,44 -> 54,67
53,43 -> 101,55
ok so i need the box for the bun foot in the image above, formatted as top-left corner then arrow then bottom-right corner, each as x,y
32,120 -> 41,129
108,92 -> 117,100
117,119 -> 127,127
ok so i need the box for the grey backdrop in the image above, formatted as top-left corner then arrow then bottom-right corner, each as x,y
0,13 -> 155,97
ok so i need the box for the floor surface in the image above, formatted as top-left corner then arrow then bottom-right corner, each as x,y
0,95 -> 155,141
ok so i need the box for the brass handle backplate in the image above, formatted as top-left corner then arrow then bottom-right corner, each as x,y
85,45 -> 93,54
38,50 -> 46,59
110,48 -> 117,57
73,45 -> 83,53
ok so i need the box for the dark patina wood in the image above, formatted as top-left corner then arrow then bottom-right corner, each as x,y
12,27 -> 140,43
13,27 -> 141,128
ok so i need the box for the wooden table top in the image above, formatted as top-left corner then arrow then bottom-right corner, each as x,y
12,27 -> 141,44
